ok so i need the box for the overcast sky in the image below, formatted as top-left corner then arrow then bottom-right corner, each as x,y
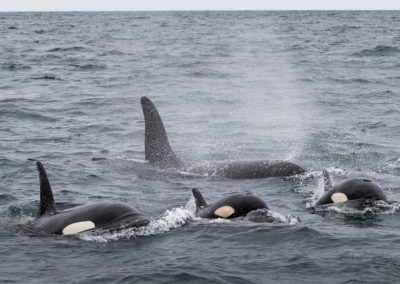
1,0 -> 399,12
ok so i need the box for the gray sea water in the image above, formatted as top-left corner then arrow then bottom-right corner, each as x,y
1,11 -> 400,283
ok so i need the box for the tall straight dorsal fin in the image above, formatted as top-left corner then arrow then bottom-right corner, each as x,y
36,161 -> 57,217
322,169 -> 334,192
140,96 -> 181,168
192,188 -> 207,209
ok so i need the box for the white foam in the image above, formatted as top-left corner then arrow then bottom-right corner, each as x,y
315,200 -> 400,215
79,200 -> 196,243
208,218 -> 232,224
386,156 -> 400,168
325,167 -> 347,175
267,210 -> 301,225
300,168 -> 346,181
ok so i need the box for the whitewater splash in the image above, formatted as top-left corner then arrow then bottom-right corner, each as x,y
314,200 -> 400,216
267,210 -> 301,225
79,204 -> 196,243
300,168 -> 347,208
207,209 -> 301,225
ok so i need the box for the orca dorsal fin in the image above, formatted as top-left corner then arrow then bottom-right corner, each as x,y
322,169 -> 334,192
140,96 -> 181,168
36,161 -> 57,217
192,188 -> 207,209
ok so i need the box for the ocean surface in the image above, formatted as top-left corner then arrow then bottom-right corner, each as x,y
1,11 -> 400,283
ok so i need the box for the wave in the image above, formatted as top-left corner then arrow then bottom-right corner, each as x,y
99,50 -> 125,56
0,194 -> 17,205
32,75 -> 62,80
70,64 -> 107,71
328,77 -> 379,84
185,70 -> 230,78
353,45 -> 400,57
46,46 -> 86,52
1,63 -> 31,71
330,25 -> 359,32
6,204 -> 38,219
356,121 -> 386,130
1,109 -> 58,122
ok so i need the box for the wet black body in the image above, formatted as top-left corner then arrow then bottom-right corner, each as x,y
192,188 -> 275,222
33,161 -> 150,235
140,96 -> 305,179
35,202 -> 149,234
188,160 -> 305,179
315,170 -> 387,207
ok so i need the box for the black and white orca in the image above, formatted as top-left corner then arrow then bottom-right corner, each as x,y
141,96 -> 305,179
314,169 -> 388,211
192,188 -> 276,222
32,161 -> 149,235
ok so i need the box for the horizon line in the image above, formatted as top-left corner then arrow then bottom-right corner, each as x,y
0,9 -> 399,12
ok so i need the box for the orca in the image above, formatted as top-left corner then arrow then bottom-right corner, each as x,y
192,188 -> 276,222
314,169 -> 388,211
140,96 -> 305,179
32,161 -> 150,235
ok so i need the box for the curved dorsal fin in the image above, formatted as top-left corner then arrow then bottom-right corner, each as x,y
322,169 -> 334,192
36,161 -> 57,217
140,96 -> 181,168
192,188 -> 207,209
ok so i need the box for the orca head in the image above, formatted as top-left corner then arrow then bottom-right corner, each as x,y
192,189 -> 268,219
212,193 -> 268,219
33,161 -> 150,235
335,178 -> 387,202
315,170 -> 387,210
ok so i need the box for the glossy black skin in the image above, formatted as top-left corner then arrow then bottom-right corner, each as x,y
141,96 -> 306,179
188,160 -> 305,179
35,202 -> 150,235
315,178 -> 387,206
194,191 -> 268,219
